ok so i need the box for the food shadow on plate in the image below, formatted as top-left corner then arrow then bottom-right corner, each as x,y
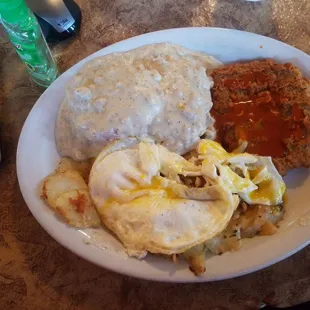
144,249 -> 224,277
144,252 -> 192,277
78,225 -> 128,257
79,223 -> 197,277
284,168 -> 309,190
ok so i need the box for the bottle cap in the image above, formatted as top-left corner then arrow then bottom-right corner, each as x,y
0,0 -> 29,23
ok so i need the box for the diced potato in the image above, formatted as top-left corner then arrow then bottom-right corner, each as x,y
206,234 -> 242,255
54,189 -> 101,228
237,205 -> 267,238
42,170 -> 88,207
259,221 -> 277,236
183,245 -> 206,276
205,203 -> 283,256
238,204 -> 283,238
56,157 -> 93,182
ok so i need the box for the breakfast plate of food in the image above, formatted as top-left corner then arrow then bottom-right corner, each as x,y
17,27 -> 310,282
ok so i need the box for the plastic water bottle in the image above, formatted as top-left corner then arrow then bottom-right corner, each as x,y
0,0 -> 58,87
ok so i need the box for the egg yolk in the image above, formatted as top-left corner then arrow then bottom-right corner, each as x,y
249,167 -> 264,180
248,178 -> 286,205
102,176 -> 178,209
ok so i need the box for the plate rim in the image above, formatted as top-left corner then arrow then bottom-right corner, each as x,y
16,27 -> 310,283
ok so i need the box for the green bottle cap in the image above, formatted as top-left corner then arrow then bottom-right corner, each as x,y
0,0 -> 29,23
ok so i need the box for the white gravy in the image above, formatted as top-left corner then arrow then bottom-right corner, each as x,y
56,43 -> 221,160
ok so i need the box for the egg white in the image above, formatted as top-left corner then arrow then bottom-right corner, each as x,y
89,141 -> 239,257
197,139 -> 286,206
89,139 -> 285,258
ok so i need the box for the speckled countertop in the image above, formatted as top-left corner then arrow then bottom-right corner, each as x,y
1,1 -> 310,309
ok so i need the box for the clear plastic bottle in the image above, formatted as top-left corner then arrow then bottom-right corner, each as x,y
0,0 -> 58,87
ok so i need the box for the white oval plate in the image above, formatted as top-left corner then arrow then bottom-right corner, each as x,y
17,28 -> 310,283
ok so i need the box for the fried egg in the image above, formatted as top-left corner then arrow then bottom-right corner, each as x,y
240,156 -> 286,206
198,140 -> 286,206
89,140 -> 239,258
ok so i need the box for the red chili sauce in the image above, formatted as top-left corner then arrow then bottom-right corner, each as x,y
211,72 -> 305,157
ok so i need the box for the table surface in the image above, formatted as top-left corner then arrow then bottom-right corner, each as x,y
1,1 -> 310,309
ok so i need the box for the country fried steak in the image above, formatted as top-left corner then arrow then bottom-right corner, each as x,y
210,59 -> 310,175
